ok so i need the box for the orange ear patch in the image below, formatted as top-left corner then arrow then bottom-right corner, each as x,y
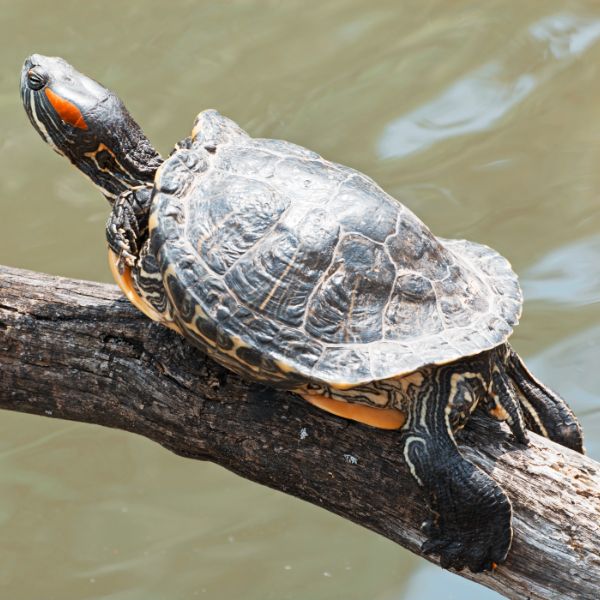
45,87 -> 87,129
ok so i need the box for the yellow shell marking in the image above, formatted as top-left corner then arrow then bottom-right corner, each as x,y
396,371 -> 425,393
108,249 -> 181,334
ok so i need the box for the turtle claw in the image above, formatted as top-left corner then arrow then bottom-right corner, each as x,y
106,190 -> 147,271
420,530 -> 444,555
107,223 -> 136,273
418,461 -> 512,573
115,244 -> 136,273
420,510 -> 511,573
421,524 -> 469,570
420,519 -> 436,539
422,535 -> 491,572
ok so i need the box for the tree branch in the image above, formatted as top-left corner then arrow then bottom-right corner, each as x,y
0,264 -> 598,599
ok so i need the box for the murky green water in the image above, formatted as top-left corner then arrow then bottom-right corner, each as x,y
1,1 -> 599,598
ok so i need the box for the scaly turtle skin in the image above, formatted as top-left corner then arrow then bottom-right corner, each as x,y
21,54 -> 584,573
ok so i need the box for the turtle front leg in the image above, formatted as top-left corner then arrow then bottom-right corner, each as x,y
105,185 -> 177,331
505,346 -> 584,453
401,370 -> 512,572
106,185 -> 153,270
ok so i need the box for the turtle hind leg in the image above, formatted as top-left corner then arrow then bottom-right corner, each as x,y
486,363 -> 529,445
506,346 -> 584,453
402,371 -> 512,572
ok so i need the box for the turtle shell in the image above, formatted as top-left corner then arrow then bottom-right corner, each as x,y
149,110 -> 522,388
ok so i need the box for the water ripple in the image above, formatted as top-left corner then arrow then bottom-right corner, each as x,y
378,12 -> 600,159
521,235 -> 600,306
378,64 -> 535,159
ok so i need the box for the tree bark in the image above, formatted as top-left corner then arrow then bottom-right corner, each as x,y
0,264 -> 598,599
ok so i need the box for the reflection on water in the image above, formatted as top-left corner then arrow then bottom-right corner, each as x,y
378,63 -> 535,159
1,1 -> 599,599
378,12 -> 600,159
531,12 -> 600,58
522,235 -> 600,306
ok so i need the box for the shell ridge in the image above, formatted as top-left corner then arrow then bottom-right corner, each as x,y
299,227 -> 348,332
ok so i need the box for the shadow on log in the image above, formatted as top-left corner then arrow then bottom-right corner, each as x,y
0,265 -> 599,599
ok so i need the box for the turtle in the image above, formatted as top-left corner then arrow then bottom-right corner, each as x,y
21,54 -> 583,573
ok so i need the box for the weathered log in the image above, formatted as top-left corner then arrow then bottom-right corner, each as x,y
0,264 -> 598,599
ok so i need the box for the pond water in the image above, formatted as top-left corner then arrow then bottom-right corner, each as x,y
1,1 -> 599,598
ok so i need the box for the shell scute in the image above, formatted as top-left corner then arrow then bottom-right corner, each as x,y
384,273 -> 443,340
252,137 -> 322,161
328,175 -> 398,242
272,157 -> 342,204
386,217 -> 453,281
156,151 -> 203,196
305,234 -> 395,344
314,346 -> 373,383
216,146 -> 278,179
225,209 -> 340,327
188,176 -> 288,275
271,327 -> 323,371
192,109 -> 249,147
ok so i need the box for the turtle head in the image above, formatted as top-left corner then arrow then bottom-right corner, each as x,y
21,54 -> 162,202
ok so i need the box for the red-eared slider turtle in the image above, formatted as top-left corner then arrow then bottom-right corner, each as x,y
21,54 -> 583,573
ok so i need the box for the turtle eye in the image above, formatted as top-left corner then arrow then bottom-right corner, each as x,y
27,67 -> 47,91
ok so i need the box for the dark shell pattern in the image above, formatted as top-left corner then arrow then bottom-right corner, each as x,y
149,110 -> 522,388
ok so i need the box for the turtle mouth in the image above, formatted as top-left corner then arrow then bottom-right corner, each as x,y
20,57 -> 34,97
21,55 -> 35,77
